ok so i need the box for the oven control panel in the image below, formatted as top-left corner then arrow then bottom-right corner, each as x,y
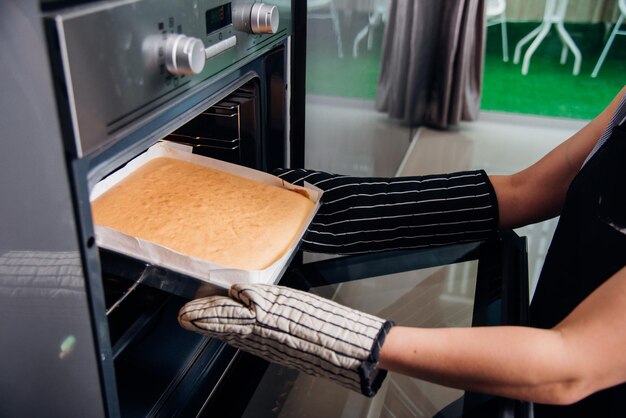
46,0 -> 291,158
161,3 -> 279,76
162,34 -> 207,75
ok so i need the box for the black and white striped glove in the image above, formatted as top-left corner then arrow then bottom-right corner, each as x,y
274,169 -> 499,254
178,283 -> 394,397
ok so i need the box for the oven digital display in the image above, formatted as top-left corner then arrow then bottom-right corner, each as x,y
206,3 -> 232,34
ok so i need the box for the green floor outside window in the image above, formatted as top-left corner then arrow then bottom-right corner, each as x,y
306,21 -> 625,120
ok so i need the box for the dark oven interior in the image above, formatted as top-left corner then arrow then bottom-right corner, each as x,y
102,269 -> 240,417
166,80 -> 261,168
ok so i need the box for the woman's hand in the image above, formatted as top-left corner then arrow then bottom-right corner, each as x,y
178,266 -> 626,404
178,283 -> 394,397
378,266 -> 626,405
274,168 -> 499,254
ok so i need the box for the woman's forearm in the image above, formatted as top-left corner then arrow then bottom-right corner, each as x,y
378,266 -> 626,405
378,325 -> 582,404
491,87 -> 626,230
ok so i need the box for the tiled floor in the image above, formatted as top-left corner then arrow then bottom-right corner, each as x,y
304,96 -> 415,177
305,97 -> 587,297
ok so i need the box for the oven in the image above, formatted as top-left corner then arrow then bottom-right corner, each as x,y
0,1 -> 530,417
45,1 -> 298,416
2,0 -> 303,417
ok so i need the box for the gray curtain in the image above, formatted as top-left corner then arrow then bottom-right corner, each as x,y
375,0 -> 486,129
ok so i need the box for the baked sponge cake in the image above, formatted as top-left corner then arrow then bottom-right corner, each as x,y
91,157 -> 314,270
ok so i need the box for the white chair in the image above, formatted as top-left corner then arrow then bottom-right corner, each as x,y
274,0 -> 344,58
308,0 -> 344,58
591,0 -> 626,78
486,0 -> 509,62
352,0 -> 388,58
513,0 -> 581,76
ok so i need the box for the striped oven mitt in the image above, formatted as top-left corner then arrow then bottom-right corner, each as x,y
178,283 -> 394,397
274,169 -> 499,254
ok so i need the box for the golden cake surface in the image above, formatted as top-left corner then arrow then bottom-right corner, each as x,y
91,157 -> 314,270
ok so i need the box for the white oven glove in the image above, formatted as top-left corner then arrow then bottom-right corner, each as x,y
178,283 -> 394,397
274,168 -> 499,254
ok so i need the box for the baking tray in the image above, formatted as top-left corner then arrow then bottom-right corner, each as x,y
91,141 -> 321,295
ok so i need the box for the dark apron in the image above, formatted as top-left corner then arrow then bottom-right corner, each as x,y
530,122 -> 626,417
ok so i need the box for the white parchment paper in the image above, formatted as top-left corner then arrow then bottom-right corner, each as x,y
90,141 -> 322,289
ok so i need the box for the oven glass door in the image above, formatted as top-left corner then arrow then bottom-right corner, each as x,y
229,232 -> 530,418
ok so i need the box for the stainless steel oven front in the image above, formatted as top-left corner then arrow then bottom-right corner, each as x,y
39,1 -> 293,417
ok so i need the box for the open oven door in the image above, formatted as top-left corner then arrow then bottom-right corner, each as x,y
198,230 -> 531,418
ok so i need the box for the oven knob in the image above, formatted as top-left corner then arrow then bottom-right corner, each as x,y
233,3 -> 279,34
251,3 -> 279,34
164,34 -> 206,75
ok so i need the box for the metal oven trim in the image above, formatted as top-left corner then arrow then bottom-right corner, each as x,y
45,0 -> 293,159
52,15 -> 83,156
